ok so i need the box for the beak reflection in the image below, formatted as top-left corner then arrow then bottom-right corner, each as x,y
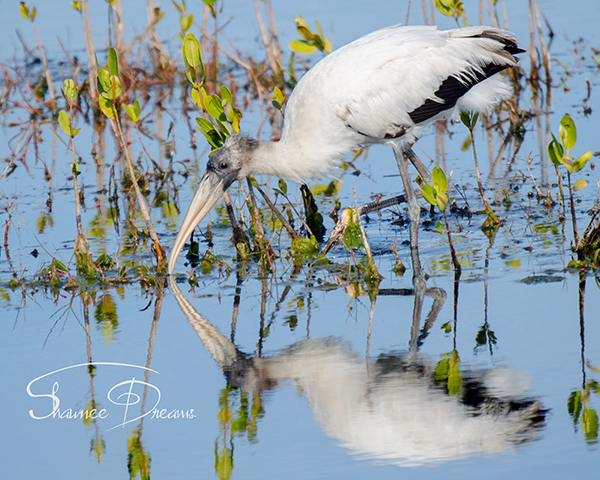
167,171 -> 225,274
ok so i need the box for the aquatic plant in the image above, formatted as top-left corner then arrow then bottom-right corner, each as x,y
547,114 -> 592,264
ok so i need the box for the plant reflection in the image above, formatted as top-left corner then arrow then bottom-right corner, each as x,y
567,273 -> 599,444
170,276 -> 547,472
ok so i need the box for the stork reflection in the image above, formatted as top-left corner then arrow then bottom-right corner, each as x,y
169,277 -> 545,467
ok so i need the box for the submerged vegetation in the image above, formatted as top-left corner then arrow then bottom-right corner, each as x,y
1,1 -> 600,476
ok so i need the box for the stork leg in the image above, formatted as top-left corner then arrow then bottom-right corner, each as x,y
391,144 -> 425,290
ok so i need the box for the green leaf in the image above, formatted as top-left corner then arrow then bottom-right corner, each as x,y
568,390 -> 582,422
289,40 -> 318,55
171,1 -> 183,14
191,87 -> 203,109
573,179 -> 587,192
294,15 -> 314,41
460,111 -> 470,128
18,3 -> 30,20
96,66 -> 110,95
460,111 -> 478,130
315,20 -> 325,42
100,75 -> 122,100
273,86 -> 284,106
99,96 -> 114,119
196,116 -> 213,132
435,0 -> 455,16
183,33 -> 201,68
435,351 -> 462,395
71,158 -> 80,176
559,114 -> 577,151
548,134 -> 564,166
205,95 -> 225,122
278,179 -> 287,195
436,192 -> 449,212
31,6 -> 37,21
573,151 -> 592,173
125,100 -> 140,123
59,110 -> 72,137
215,448 -> 233,480
342,210 -> 364,251
582,408 -> 599,441
180,13 -> 193,33
421,184 -> 437,207
63,79 -> 77,101
195,118 -> 222,149
220,85 -> 233,105
435,358 -> 450,378
71,1 -> 83,12
107,47 -> 118,78
432,166 -> 448,195
294,15 -> 311,32
228,106 -> 242,132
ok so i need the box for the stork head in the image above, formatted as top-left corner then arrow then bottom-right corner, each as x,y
168,135 -> 259,274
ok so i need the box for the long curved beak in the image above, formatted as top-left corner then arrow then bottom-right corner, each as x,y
168,171 -> 225,274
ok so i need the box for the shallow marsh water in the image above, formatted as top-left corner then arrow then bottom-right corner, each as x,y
1,1 -> 599,479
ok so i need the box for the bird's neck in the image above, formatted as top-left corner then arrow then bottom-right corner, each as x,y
248,136 -> 350,185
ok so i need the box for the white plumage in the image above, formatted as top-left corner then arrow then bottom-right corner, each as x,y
168,24 -> 523,274
271,25 -> 517,182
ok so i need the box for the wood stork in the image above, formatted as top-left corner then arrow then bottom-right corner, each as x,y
168,24 -> 523,275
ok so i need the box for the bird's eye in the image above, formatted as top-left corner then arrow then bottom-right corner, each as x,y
219,162 -> 228,170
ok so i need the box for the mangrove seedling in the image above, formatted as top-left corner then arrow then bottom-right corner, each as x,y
97,47 -> 166,269
435,0 -> 468,26
288,15 -> 332,55
547,114 -> 592,262
59,79 -> 92,275
420,166 -> 461,273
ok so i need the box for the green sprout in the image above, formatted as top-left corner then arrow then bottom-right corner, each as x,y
96,47 -> 166,269
548,114 -> 592,262
420,166 -> 461,273
434,0 -> 468,25
288,15 -> 332,55
182,33 -> 242,150
172,1 -> 194,42
70,1 -> 83,12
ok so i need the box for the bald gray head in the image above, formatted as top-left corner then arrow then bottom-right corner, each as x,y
206,135 -> 261,190
167,134 -> 262,274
